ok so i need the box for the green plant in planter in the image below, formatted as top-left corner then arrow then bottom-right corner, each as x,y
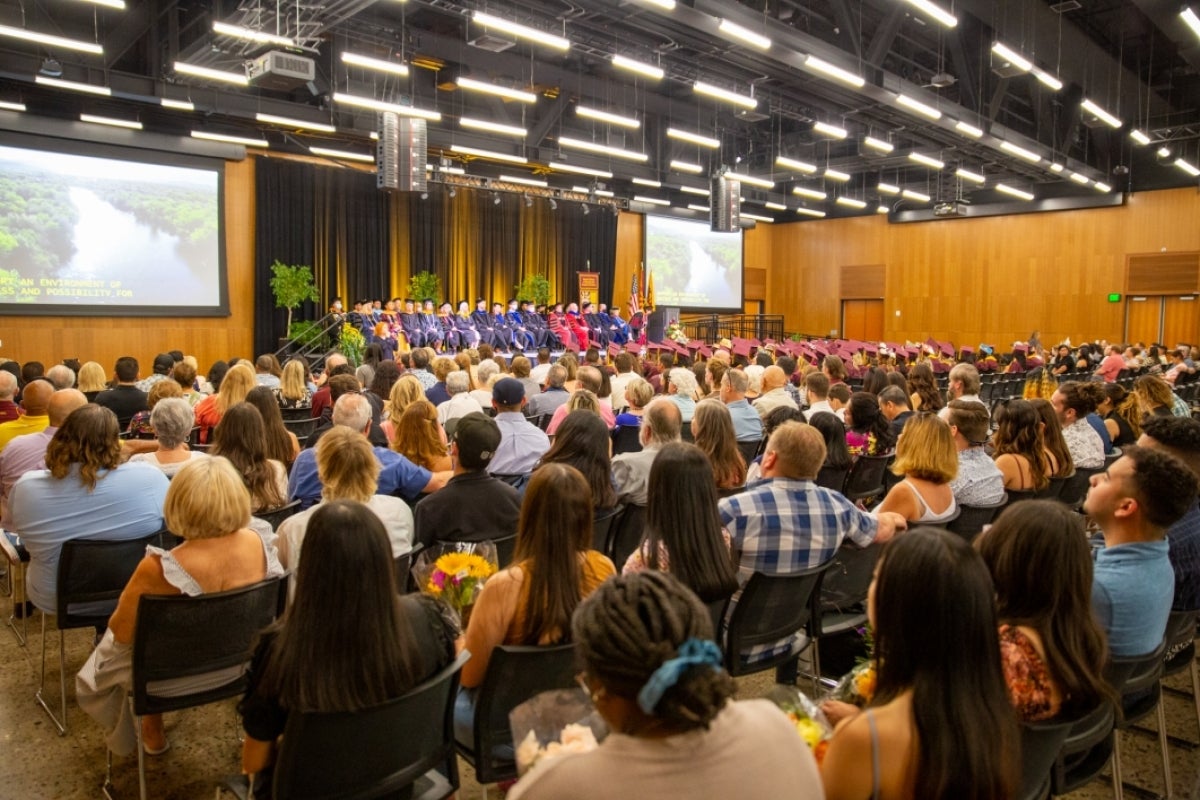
409,271 -> 442,304
269,260 -> 320,333
339,323 -> 367,367
288,320 -> 327,350
515,273 -> 551,307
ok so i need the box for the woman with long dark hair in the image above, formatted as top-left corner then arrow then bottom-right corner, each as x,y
820,528 -> 1019,800
623,442 -> 738,604
455,464 -> 615,743
536,410 -> 617,509
991,399 -> 1052,492
245,386 -> 300,468
861,366 -> 888,396
1029,398 -> 1074,478
907,362 -> 943,412
690,399 -> 746,489
240,500 -> 457,797
210,403 -> 288,512
807,411 -> 852,471
976,502 -> 1113,721
844,391 -> 896,459
1098,382 -> 1141,447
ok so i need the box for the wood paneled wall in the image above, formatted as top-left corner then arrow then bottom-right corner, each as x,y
0,158 -> 257,374
763,187 -> 1200,347
611,211 -> 644,310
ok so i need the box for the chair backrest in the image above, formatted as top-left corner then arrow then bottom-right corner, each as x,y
131,576 -> 285,715
945,495 -> 1008,542
279,405 -> 314,421
923,506 -> 961,530
1003,488 -> 1037,510
817,542 -> 880,621
394,543 -> 423,594
469,644 -> 578,784
716,485 -> 745,499
611,425 -> 643,455
1058,468 -> 1101,509
1105,640 -> 1167,723
1163,610 -> 1199,676
591,505 -> 624,556
282,417 -> 320,439
842,455 -> 892,501
273,651 -> 469,800
814,464 -> 849,492
679,425 -> 695,444
736,439 -> 761,464
56,533 -> 163,627
1103,447 -> 1123,468
724,564 -> 828,675
1050,699 -> 1117,796
492,533 -> 519,568
1019,716 -> 1076,800
490,472 -> 529,490
1034,476 -> 1067,500
606,503 -> 647,567
256,499 -> 301,531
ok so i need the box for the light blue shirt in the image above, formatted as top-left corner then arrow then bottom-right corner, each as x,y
1092,540 -> 1174,657
289,445 -> 432,509
10,462 -> 169,611
726,399 -> 764,442
488,412 -> 550,475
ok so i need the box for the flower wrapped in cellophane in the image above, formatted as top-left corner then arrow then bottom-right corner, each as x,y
766,685 -> 833,764
412,541 -> 498,625
510,688 -> 608,776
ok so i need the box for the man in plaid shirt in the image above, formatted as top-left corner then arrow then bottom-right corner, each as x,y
719,421 -> 907,672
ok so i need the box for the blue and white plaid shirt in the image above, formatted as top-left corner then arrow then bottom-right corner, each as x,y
718,478 -> 879,664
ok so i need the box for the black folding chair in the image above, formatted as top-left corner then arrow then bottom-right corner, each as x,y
606,503 -> 647,568
1058,468 -> 1101,510
255,500 -> 301,531
841,454 -> 892,503
945,494 -> 1008,542
592,505 -> 624,558
611,425 -> 643,455
722,564 -> 829,679
1019,715 -> 1076,800
279,405 -> 314,421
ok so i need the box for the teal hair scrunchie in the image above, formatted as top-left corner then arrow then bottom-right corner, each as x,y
636,638 -> 724,715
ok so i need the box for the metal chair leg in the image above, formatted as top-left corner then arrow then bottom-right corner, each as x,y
810,638 -> 823,696
102,748 -> 116,800
135,705 -> 148,800
1111,732 -> 1125,800
1191,660 -> 1200,742
6,562 -> 28,646
1156,697 -> 1173,800
35,620 -> 67,735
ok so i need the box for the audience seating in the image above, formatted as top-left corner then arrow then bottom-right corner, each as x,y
491,534 -> 518,568
255,500 -> 301,531
271,650 -> 469,800
591,505 -> 624,558
1159,610 -> 1200,742
38,533 -> 163,735
108,576 -> 286,800
679,425 -> 695,444
945,494 -> 1008,542
1019,716 -> 1077,800
1035,476 -> 1068,501
282,417 -> 319,444
186,426 -> 202,448
1050,700 -> 1118,796
1002,489 -> 1038,511
278,406 -> 313,422
1106,641 -> 1170,800
489,473 -> 529,489
923,507 -> 961,530
815,464 -> 849,492
721,564 -> 829,681
605,504 -> 646,568
736,439 -> 761,465
1104,447 -> 1123,468
1058,468 -> 1102,510
841,454 -> 892,504
455,643 -> 577,785
1,533 -> 32,646
806,543 -> 879,689
394,543 -> 423,594
611,425 -> 642,455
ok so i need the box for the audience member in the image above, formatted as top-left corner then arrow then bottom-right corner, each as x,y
0,379 -> 53,452
827,383 -> 851,421
382,374 -> 425,445
1098,383 -> 1140,448
436,370 -> 484,429
612,398 -> 681,505
1137,417 -> 1200,612
75,362 -> 107,403
877,385 -> 913,439
407,348 -> 437,393
1095,345 -> 1127,382
1030,398 -> 1074,478
608,353 -> 637,413
844,391 -> 895,459
171,361 -> 203,406
488,378 -> 549,476
0,389 -> 87,527
664,367 -> 699,424
128,397 -> 209,478
754,366 -> 798,420
614,377 -> 653,428
1133,374 -> 1183,420
907,361 -> 944,412
127,379 -> 183,439
210,404 -> 288,512
548,368 -> 616,433
720,369 -> 763,443
1084,446 -> 1197,655
392,400 -> 452,472
947,400 -> 1006,506
1051,382 -> 1107,469
691,398 -> 746,490
992,399 -> 1052,492
874,413 -> 958,523
194,362 -> 255,443
275,358 -> 313,409
44,363 -> 75,391
93,357 -> 149,428
939,363 -> 985,421
536,411 -> 618,511
526,364 -> 570,417
803,372 -> 833,417
245,386 -> 300,467
135,353 -> 176,394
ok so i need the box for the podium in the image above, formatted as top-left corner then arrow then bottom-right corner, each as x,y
645,308 -> 678,343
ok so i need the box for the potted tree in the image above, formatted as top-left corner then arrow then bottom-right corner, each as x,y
515,272 -> 551,307
269,260 -> 321,349
409,270 -> 442,305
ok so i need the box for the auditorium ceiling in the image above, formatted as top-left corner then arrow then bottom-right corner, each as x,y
0,0 -> 1197,221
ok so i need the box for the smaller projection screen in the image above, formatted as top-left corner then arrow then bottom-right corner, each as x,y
643,214 -> 743,312
0,135 -> 226,316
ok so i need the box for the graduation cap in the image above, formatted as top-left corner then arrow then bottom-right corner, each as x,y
565,338 -> 581,353
698,345 -> 713,359
732,340 -> 752,357
687,339 -> 705,351
607,343 -> 621,358
863,343 -> 879,356
959,346 -> 974,356
1013,343 -> 1030,354
979,344 -> 994,356
932,360 -> 951,373
749,338 -> 762,349
718,338 -> 733,351
938,341 -> 954,357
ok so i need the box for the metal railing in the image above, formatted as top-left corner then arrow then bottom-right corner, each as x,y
679,314 -> 786,343
273,313 -> 343,370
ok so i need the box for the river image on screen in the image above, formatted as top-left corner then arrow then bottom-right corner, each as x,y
644,215 -> 743,311
0,144 -> 220,309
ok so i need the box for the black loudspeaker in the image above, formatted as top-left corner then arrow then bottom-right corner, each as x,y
711,175 -> 739,232
646,310 -> 667,343
377,113 -> 427,192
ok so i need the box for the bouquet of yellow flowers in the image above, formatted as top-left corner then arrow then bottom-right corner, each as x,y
767,686 -> 833,765
413,542 -> 498,624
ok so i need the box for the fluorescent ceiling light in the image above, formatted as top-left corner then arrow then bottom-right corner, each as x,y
670,160 -> 703,174
1175,158 -> 1200,177
1093,181 -> 1113,192
742,213 -> 774,223
428,164 -> 465,175
341,51 -> 409,77
161,98 -> 194,111
724,171 -> 773,189
764,201 -> 787,210
0,101 -> 26,112
687,204 -> 711,212
955,168 -> 985,184
34,76 -> 110,95
863,137 -> 894,153
256,113 -> 336,133
718,19 -> 771,50
804,55 -> 865,88
813,121 -> 847,139
908,152 -> 945,170
635,195 -> 670,206
1129,130 -> 1151,146
309,146 -> 374,163
577,105 -> 639,128
876,205 -> 889,214
836,196 -> 867,209
640,0 -> 676,9
632,177 -> 662,187
1181,7 -> 1200,40
80,113 -> 141,130
456,76 -> 537,103
611,54 -> 664,80
955,121 -> 983,138
681,186 -> 710,196
793,187 -> 827,200
1034,70 -> 1063,91
877,183 -> 900,195
332,92 -> 440,120
174,61 -> 248,86
1157,146 -> 1171,158
825,168 -> 851,182
460,117 -> 527,137
991,42 -> 1032,72
212,21 -> 292,47
1069,173 -> 1090,185
904,0 -> 957,28
191,130 -> 268,148
79,0 -> 126,8
549,162 -> 612,178
558,136 -> 648,162
472,11 -> 570,50
0,24 -> 102,54
667,127 -> 720,148
1048,163 -> 1065,173
450,145 -> 528,164
796,207 -> 826,218
896,94 -> 942,120
1081,99 -> 1122,128
999,140 -> 1041,163
996,183 -> 1034,201
776,156 -> 817,173
500,174 -> 548,187
901,189 -> 930,202
693,81 -> 757,109
594,189 -> 615,198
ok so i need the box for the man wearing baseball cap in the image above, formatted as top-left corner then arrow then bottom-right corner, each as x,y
488,378 -> 549,476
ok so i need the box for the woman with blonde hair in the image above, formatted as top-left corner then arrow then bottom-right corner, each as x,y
558,353 -> 581,392
383,374 -> 426,445
1132,374 -> 1178,420
547,389 -> 602,435
1098,383 -> 1141,447
77,361 -> 109,401
77,456 -> 284,756
454,352 -> 478,390
690,398 -> 746,489
276,359 -> 313,409
874,413 -> 958,523
392,399 -> 452,472
194,362 -> 255,443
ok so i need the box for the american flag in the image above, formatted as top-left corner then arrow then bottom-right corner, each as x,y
628,267 -> 641,316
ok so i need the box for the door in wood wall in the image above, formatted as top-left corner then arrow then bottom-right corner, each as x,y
1162,295 -> 1199,347
1125,296 -> 1163,344
842,299 -> 884,342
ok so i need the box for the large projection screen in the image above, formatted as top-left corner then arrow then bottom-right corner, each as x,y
643,215 -> 743,313
0,134 -> 227,316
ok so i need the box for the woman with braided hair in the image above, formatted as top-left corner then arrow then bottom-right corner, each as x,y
508,571 -> 821,800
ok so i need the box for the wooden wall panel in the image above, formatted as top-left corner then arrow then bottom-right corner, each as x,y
1125,297 -> 1163,344
1126,252 -> 1200,294
744,268 -> 767,300
1163,296 -> 1200,348
611,211 -> 644,311
840,264 -> 885,298
0,157 -> 257,374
